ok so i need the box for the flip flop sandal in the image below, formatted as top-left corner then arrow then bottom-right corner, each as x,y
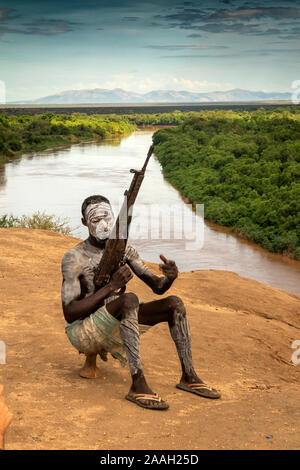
125,393 -> 169,410
176,383 -> 221,399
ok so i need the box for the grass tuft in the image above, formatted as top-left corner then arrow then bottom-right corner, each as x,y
0,211 -> 72,235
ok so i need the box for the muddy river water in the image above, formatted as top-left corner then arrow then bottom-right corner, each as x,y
0,128 -> 299,296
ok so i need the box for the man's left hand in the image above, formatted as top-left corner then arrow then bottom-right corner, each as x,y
159,254 -> 178,281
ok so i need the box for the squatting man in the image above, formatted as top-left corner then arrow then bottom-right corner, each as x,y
61,195 -> 221,409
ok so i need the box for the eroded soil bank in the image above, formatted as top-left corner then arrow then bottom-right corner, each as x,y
0,228 -> 299,450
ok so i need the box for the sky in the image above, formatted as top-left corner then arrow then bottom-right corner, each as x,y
0,0 -> 300,101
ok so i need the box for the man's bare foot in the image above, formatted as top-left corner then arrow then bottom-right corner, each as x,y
126,370 -> 169,409
126,392 -> 169,410
177,373 -> 221,399
79,354 -> 101,379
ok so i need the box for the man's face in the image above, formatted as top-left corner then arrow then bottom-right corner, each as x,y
85,202 -> 115,241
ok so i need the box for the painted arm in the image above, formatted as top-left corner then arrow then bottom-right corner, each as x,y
126,247 -> 178,294
61,253 -> 133,323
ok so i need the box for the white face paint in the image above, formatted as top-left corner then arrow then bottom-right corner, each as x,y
85,202 -> 115,241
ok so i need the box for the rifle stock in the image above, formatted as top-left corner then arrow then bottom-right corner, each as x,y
93,144 -> 154,288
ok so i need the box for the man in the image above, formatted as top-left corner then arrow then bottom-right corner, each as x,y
0,385 -> 12,450
61,195 -> 221,410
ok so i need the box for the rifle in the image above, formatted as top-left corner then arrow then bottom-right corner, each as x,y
93,144 -> 154,289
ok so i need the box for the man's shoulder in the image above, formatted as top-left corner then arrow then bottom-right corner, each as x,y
62,240 -> 86,268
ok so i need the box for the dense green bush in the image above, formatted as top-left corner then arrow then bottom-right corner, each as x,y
153,108 -> 300,259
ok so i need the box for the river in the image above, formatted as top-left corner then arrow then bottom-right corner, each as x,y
0,128 -> 299,296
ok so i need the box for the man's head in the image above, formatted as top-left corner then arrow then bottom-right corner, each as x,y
81,195 -> 115,242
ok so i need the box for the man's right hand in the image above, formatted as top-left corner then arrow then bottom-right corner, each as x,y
110,265 -> 133,290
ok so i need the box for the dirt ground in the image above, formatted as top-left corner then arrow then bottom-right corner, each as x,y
0,228 -> 299,450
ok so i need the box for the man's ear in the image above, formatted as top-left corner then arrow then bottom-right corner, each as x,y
82,217 -> 87,226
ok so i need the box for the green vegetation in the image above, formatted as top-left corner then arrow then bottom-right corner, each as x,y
153,108 -> 300,259
124,110 -> 190,126
0,212 -> 72,234
1,106 -> 300,257
2,107 -> 296,162
0,113 -> 137,163
0,110 -> 211,164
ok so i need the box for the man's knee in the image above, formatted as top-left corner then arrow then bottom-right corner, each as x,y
122,292 -> 139,311
167,295 -> 185,313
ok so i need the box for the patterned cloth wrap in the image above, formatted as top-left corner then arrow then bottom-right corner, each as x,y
65,302 -> 151,367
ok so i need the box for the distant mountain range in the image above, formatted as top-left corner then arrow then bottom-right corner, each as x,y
12,87 -> 291,104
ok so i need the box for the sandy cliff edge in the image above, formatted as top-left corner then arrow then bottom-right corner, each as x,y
0,228 -> 299,450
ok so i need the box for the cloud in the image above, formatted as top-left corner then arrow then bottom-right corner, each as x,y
73,74 -> 233,93
0,18 -> 81,36
154,5 -> 300,38
186,21 -> 300,38
190,22 -> 262,34
144,44 -> 228,50
166,77 -> 233,91
161,47 -> 300,59
162,53 -> 269,59
159,6 -> 300,26
206,7 -> 300,22
279,25 -> 300,39
0,8 -> 17,22
122,16 -> 139,21
253,48 -> 300,53
187,22 -> 288,37
154,9 -> 206,26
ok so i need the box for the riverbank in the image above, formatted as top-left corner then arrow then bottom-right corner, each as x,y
1,128 -> 299,295
0,113 -> 137,164
0,135 -> 97,164
152,109 -> 300,260
0,110 -> 181,165
0,228 -> 299,450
